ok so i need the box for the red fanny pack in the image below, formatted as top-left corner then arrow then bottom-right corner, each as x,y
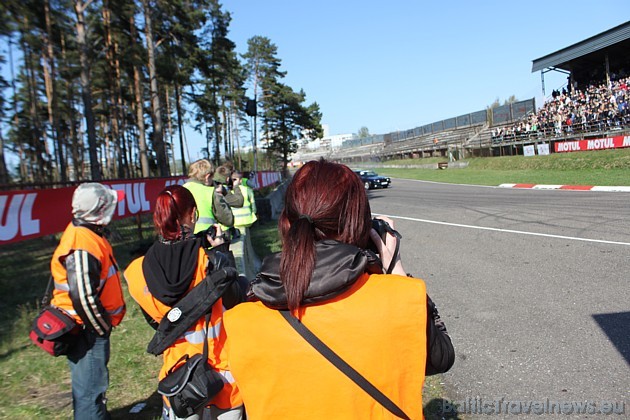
29,306 -> 80,357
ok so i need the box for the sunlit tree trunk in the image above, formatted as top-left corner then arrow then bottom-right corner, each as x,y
113,40 -> 128,178
142,0 -> 169,176
74,0 -> 101,180
130,14 -> 149,177
8,37 -> 28,181
165,84 -> 177,173
61,34 -> 82,180
232,108 -> 242,169
43,0 -> 66,181
21,15 -> 48,182
174,81 -> 186,171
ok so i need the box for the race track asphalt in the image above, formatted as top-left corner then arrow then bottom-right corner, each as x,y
367,179 -> 629,419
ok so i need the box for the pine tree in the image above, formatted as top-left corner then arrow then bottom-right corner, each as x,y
262,83 -> 322,174
242,35 -> 286,172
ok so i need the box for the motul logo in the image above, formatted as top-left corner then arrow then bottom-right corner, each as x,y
586,138 -> 614,150
556,141 -> 580,152
0,193 -> 40,241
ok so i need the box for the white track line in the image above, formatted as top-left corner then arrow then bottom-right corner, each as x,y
374,213 -> 630,247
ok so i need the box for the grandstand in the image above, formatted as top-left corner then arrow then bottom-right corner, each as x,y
292,21 -> 630,165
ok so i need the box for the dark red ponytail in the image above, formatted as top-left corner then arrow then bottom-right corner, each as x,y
279,159 -> 372,310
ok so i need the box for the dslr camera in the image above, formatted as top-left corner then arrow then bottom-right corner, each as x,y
200,225 -> 230,244
213,180 -> 228,196
371,218 -> 390,245
369,218 -> 403,274
369,218 -> 400,252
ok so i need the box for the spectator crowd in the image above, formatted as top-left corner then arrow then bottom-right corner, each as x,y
492,73 -> 630,143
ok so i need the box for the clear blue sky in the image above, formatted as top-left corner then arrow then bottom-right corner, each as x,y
216,0 -> 627,141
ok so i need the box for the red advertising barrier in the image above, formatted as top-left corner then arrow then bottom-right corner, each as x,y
554,135 -> 630,153
248,171 -> 282,189
0,171 -> 283,245
0,177 -> 186,245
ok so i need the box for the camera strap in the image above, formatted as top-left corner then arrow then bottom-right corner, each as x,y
279,310 -> 410,419
384,227 -> 402,275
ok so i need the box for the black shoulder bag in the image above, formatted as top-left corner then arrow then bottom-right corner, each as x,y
157,314 -> 224,418
279,310 -> 411,420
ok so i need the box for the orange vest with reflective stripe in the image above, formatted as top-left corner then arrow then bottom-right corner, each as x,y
223,273 -> 428,419
124,248 -> 242,409
50,223 -> 126,328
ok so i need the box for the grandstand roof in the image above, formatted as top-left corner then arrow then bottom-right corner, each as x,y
531,21 -> 630,73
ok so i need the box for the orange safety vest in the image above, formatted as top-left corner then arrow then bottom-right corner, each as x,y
124,247 -> 242,410
223,272 -> 428,419
50,223 -> 126,331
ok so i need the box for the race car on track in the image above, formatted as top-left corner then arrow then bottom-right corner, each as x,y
353,170 -> 391,190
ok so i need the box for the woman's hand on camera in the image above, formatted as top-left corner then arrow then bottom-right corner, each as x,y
206,224 -> 225,248
369,216 -> 406,276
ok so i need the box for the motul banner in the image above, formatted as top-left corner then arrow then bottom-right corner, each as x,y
0,177 -> 187,245
0,171 -> 282,245
248,171 -> 282,189
554,135 -> 630,153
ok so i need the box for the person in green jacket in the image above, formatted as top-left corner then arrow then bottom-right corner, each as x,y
183,159 -> 243,234
230,171 -> 257,232
228,170 -> 259,279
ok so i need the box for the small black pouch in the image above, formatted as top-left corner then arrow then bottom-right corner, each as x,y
157,315 -> 225,417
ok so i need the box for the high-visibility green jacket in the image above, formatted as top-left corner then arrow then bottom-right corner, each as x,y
231,185 -> 257,228
184,181 -> 217,233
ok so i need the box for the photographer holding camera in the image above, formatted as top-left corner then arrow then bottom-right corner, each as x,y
124,185 -> 245,419
223,159 -> 454,419
183,159 -> 243,234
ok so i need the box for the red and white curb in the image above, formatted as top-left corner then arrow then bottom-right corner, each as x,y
498,184 -> 630,192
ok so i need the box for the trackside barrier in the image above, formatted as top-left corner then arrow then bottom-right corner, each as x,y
0,177 -> 186,245
0,171 -> 282,246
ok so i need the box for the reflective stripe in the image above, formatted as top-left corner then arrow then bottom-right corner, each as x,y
218,369 -> 236,384
184,320 -> 222,344
107,305 -> 125,316
197,216 -> 216,225
232,185 -> 256,227
54,281 -> 69,292
107,265 -> 117,279
184,329 -> 204,345
76,251 -> 109,336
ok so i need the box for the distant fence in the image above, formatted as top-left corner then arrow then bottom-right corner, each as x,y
340,107 -> 492,149
492,99 -> 536,124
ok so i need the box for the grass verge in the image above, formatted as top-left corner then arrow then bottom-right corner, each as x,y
374,148 -> 630,186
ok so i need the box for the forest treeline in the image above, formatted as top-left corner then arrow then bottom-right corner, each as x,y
0,0 -> 323,185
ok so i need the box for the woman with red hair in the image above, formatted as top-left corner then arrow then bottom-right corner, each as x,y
224,159 -> 454,419
124,184 -> 244,420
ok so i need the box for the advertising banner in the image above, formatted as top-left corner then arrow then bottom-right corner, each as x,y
0,177 -> 185,245
554,136 -> 630,153
0,171 -> 281,245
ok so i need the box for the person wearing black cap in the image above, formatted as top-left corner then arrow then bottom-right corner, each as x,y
50,182 -> 127,420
